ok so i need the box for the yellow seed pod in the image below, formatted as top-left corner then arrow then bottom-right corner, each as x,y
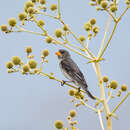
68,89 -> 75,96
12,56 -> 21,65
110,2 -> 114,6
8,69 -> 13,73
81,100 -> 86,105
90,18 -> 96,25
117,90 -> 122,97
6,62 -> 13,69
84,22 -> 92,31
25,46 -> 32,54
54,29 -> 63,38
102,75 -> 109,82
50,4 -> 57,11
69,110 -> 76,118
45,36 -> 53,43
79,35 -> 86,42
73,120 -> 78,125
18,12 -> 27,21
110,5 -> 117,12
110,80 -> 118,89
67,116 -> 72,120
37,19 -> 45,26
27,7 -> 34,14
22,64 -> 30,72
97,0 -> 103,4
93,26 -> 99,33
54,120 -> 64,129
96,6 -> 101,11
42,49 -> 49,57
1,24 -> 8,32
90,2 -> 96,6
40,0 -> 46,4
25,1 -> 34,9
31,0 -> 37,3
100,1 -> 108,9
74,104 -> 80,107
62,25 -> 68,31
8,18 -> 17,27
121,84 -> 128,92
125,0 -> 130,4
28,59 -> 37,69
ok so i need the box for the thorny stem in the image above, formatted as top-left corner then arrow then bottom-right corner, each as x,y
98,110 -> 105,130
110,92 -> 130,116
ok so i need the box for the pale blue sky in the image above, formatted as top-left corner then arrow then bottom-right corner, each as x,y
0,0 -> 130,130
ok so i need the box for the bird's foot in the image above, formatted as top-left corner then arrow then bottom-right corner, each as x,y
78,87 -> 81,92
61,80 -> 66,86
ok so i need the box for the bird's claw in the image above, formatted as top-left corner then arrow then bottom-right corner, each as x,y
61,80 -> 66,86
78,87 -> 81,92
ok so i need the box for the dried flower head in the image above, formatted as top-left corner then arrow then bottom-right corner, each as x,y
54,120 -> 64,129
12,56 -> 21,65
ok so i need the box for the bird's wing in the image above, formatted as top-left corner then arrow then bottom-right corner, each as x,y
60,58 -> 87,85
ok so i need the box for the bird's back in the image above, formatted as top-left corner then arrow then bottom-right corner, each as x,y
59,58 -> 87,86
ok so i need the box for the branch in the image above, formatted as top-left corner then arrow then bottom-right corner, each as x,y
97,16 -> 112,57
36,12 -> 57,19
58,0 -> 61,18
105,9 -> 116,22
110,92 -> 130,116
95,63 -> 112,130
15,26 -> 45,36
98,110 -> 105,130
39,71 -> 100,101
98,22 -> 118,59
79,99 -> 98,112
58,18 -> 96,59
117,7 -> 129,22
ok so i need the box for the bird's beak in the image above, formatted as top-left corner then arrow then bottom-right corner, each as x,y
55,51 -> 62,56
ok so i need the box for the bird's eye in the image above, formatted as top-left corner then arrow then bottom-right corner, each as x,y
60,51 -> 64,54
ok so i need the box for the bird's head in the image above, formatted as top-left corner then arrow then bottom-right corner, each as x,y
55,49 -> 70,60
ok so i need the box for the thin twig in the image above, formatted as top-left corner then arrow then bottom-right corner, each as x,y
98,22 -> 117,59
117,7 -> 129,22
36,12 -> 57,19
98,16 -> 112,57
15,26 -> 45,36
79,99 -> 98,112
58,0 -> 61,18
111,92 -> 130,115
98,110 -> 105,130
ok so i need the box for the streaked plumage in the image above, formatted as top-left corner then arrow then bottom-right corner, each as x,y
56,49 -> 95,100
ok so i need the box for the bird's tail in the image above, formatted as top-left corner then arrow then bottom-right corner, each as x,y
84,87 -> 96,100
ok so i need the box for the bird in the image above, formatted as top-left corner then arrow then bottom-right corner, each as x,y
55,49 -> 95,100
